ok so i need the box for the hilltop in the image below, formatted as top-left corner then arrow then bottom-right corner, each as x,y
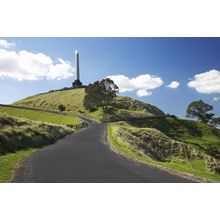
13,88 -> 165,121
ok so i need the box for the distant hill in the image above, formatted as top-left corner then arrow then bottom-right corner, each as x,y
13,88 -> 165,120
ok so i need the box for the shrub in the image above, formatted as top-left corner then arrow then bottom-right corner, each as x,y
58,104 -> 66,112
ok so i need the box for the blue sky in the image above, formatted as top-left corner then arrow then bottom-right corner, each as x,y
0,37 -> 220,118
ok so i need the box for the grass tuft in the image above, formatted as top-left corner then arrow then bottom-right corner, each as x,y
0,148 -> 36,183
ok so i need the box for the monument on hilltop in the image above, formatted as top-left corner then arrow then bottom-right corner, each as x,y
72,50 -> 82,87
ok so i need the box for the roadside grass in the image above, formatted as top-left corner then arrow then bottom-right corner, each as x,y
0,148 -> 36,183
108,123 -> 220,182
0,112 -> 74,155
0,106 -> 81,126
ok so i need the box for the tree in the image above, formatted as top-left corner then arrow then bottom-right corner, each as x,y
210,117 -> 220,128
58,104 -> 66,112
83,78 -> 119,113
186,100 -> 214,124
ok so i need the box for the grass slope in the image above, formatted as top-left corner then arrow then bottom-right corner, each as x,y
0,112 -> 73,155
14,88 -> 85,113
0,106 -> 81,126
108,120 -> 220,182
129,117 -> 220,158
13,88 -> 165,120
0,112 -> 74,182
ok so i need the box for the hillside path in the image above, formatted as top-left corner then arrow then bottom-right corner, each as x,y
13,123 -> 193,183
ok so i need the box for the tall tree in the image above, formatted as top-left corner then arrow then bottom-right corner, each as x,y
83,78 -> 119,113
186,100 -> 214,124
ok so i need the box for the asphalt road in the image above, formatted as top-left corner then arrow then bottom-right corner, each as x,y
13,123 -> 193,183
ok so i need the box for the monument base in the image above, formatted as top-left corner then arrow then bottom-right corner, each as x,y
72,79 -> 82,88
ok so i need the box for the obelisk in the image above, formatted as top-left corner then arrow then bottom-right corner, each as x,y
72,50 -> 82,87
75,50 -> 80,81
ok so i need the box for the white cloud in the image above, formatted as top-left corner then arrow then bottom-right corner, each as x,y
167,81 -> 180,89
0,49 -> 74,81
213,97 -> 220,101
0,39 -> 16,48
136,89 -> 152,97
188,69 -> 220,93
107,74 -> 163,97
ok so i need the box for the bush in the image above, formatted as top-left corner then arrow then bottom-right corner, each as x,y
58,104 -> 66,112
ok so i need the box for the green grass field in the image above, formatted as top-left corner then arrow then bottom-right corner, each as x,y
108,121 -> 220,182
0,148 -> 36,183
13,88 -> 165,120
0,106 -> 81,126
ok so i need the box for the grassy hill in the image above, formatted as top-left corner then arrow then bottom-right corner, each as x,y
13,88 -> 165,120
9,87 -> 220,181
108,118 -> 220,181
0,112 -> 74,182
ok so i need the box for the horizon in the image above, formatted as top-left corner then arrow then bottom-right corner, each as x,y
0,37 -> 220,118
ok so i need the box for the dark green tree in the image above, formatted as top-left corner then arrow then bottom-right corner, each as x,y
58,104 -> 66,112
186,100 -> 214,124
83,78 -> 119,113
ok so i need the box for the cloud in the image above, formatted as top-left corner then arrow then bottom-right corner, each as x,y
107,74 -> 163,97
136,89 -> 152,97
0,49 -> 74,81
188,69 -> 220,93
0,39 -> 16,48
167,81 -> 180,89
213,97 -> 220,101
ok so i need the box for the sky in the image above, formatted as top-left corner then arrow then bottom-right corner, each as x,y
0,37 -> 220,118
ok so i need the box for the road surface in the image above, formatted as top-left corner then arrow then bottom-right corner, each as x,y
13,123 -> 193,183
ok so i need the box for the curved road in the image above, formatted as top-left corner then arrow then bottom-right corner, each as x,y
13,123 -> 193,183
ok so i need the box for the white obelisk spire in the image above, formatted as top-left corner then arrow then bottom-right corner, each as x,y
75,50 -> 80,80
72,50 -> 82,87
